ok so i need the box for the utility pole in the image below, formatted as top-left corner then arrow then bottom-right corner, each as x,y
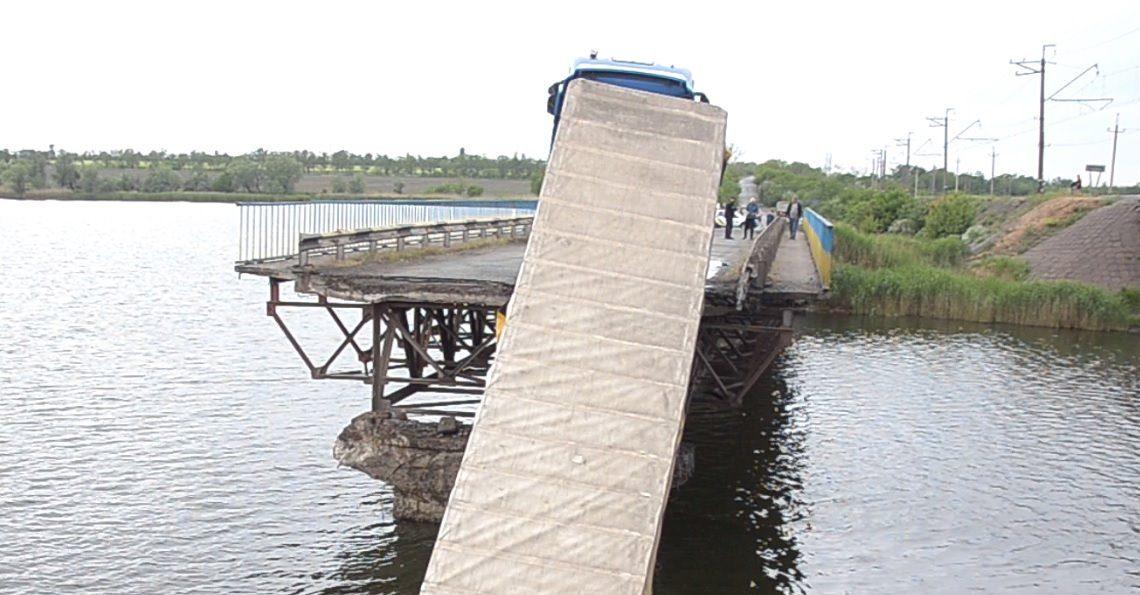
895,133 -> 912,168
990,147 -> 998,196
1011,45 -> 1052,192
954,156 -> 961,192
927,109 -> 952,193
1108,113 -> 1126,187
1012,44 -> 1111,193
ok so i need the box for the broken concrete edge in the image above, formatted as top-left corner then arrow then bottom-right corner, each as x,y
333,410 -> 696,523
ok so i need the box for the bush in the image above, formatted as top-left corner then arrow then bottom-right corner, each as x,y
97,178 -> 119,193
348,173 -> 366,194
971,255 -> 1030,282
923,193 -> 978,238
466,184 -> 484,197
183,167 -> 211,192
426,183 -> 468,195
887,218 -> 916,235
834,222 -> 966,269
393,182 -> 405,194
820,187 -> 924,233
118,174 -> 137,191
331,178 -> 348,193
961,224 -> 988,244
141,166 -> 181,192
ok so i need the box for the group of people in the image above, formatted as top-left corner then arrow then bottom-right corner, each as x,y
722,196 -> 803,241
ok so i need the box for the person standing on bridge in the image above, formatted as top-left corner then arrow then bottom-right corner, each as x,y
743,198 -> 759,239
723,202 -> 737,239
785,196 -> 803,240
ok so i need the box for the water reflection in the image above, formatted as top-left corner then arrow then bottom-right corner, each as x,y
318,508 -> 436,595
659,313 -> 1139,594
657,375 -> 809,594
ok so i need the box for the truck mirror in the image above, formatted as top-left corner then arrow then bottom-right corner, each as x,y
546,84 -> 559,115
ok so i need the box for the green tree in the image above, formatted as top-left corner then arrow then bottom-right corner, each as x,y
331,177 -> 348,193
79,165 -> 100,193
718,163 -> 745,203
227,158 -> 262,193
142,165 -> 182,192
348,172 -> 366,194
118,173 -> 137,191
27,154 -> 48,189
2,160 -> 33,196
211,171 -> 235,193
183,166 -> 211,191
264,154 -> 303,193
53,154 -> 80,189
529,166 -> 545,195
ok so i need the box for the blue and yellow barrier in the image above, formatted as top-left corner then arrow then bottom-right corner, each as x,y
802,207 -> 834,289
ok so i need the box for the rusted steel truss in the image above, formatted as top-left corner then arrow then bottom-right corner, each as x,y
266,279 -> 499,413
266,277 -> 793,413
691,308 -> 794,408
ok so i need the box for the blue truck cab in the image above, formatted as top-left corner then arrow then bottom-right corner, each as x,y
547,55 -> 708,141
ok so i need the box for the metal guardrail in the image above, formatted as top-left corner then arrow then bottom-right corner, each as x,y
297,216 -> 534,265
802,207 -> 834,289
236,200 -> 533,263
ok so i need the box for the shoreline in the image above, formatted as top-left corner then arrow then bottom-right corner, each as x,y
0,190 -> 538,204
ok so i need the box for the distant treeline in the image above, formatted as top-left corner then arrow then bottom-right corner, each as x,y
717,159 -> 1098,206
0,147 -> 546,197
0,147 -> 543,177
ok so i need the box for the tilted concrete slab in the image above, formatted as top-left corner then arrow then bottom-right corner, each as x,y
420,79 -> 727,594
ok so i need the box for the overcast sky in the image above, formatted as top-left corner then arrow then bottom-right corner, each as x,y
5,1 -> 1139,184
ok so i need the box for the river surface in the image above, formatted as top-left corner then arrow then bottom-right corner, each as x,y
1,199 -> 1137,594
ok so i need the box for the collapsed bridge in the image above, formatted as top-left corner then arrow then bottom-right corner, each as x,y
235,80 -> 830,594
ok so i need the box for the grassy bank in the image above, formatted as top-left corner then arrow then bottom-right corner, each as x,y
828,224 -> 1138,331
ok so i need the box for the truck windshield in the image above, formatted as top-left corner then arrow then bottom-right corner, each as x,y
576,70 -> 692,99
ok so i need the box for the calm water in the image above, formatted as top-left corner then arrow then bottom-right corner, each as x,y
2,200 -> 1138,594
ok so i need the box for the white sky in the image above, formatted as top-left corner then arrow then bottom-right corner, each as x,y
4,0 -> 1139,184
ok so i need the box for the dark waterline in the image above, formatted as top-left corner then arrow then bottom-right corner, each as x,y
2,200 -> 1137,594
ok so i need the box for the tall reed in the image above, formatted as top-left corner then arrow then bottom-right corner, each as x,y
832,223 -> 966,269
830,264 -> 1135,331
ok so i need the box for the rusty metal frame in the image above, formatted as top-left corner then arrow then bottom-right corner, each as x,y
692,307 -> 794,408
265,279 -> 499,412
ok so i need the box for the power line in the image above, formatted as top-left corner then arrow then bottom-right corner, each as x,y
1010,43 -> 1113,191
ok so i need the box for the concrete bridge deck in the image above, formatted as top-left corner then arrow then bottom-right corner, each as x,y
237,229 -> 819,307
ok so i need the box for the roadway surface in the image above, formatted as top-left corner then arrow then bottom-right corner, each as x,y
238,223 -> 822,307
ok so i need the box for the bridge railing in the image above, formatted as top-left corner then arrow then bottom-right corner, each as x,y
803,206 -> 834,289
236,200 -> 534,263
734,217 -> 787,308
297,216 -> 534,266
